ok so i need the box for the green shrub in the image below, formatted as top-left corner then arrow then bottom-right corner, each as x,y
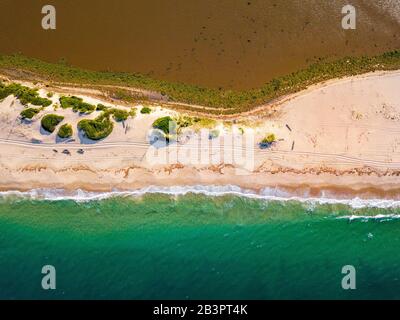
41,114 -> 64,133
20,107 -> 40,119
78,115 -> 114,140
261,133 -> 276,144
140,106 -> 152,114
96,103 -> 109,111
152,116 -> 175,134
176,116 -> 195,128
95,107 -> 130,122
0,82 -> 8,100
59,96 -> 96,114
57,123 -> 73,138
0,83 -> 52,106
129,108 -> 136,118
111,108 -> 129,122
46,92 -> 54,98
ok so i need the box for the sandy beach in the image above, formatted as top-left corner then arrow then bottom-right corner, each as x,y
0,70 -> 400,199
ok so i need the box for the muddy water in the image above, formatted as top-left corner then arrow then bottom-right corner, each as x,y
0,0 -> 399,89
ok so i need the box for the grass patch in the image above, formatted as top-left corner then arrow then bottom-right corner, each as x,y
59,96 -> 96,114
57,123 -> 73,138
194,118 -> 217,129
41,114 -> 64,133
0,51 -> 399,114
110,89 -> 147,103
152,115 -> 218,135
20,107 -> 41,119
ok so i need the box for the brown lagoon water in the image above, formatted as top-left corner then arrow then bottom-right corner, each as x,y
0,0 -> 399,89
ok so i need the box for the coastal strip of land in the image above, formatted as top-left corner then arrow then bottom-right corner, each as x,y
0,68 -> 399,199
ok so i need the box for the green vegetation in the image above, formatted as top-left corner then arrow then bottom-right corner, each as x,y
151,115 -> 219,135
152,116 -> 175,135
59,96 -> 96,114
78,115 -> 114,140
110,108 -> 129,122
0,82 -> 52,107
140,106 -> 152,114
20,107 -> 41,119
193,117 -> 217,129
129,108 -> 136,118
76,106 -> 132,140
96,107 -> 131,122
152,115 -> 217,138
260,133 -> 276,146
175,115 -> 196,131
46,92 -> 54,98
41,114 -> 64,133
57,123 -> 73,139
1,51 -> 400,114
96,103 -> 109,111
110,88 -> 147,102
174,115 -> 217,130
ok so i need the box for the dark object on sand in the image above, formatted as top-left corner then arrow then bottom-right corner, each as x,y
62,149 -> 71,155
52,149 -> 58,153
77,149 -> 85,154
286,124 -> 292,132
31,138 -> 42,144
291,141 -> 295,151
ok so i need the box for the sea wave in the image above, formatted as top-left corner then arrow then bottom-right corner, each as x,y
337,214 -> 400,221
0,185 -> 400,209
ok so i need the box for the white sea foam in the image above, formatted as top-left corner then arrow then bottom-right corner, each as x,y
337,214 -> 400,221
0,185 -> 400,210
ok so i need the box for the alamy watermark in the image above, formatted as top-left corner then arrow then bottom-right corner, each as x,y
42,4 -> 356,31
341,265 -> 356,290
41,5 -> 56,30
41,265 -> 56,290
342,5 -> 357,30
145,122 -> 256,173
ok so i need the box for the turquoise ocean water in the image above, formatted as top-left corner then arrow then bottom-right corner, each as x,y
0,190 -> 400,300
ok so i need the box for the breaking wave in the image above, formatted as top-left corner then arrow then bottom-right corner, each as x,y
0,185 -> 400,209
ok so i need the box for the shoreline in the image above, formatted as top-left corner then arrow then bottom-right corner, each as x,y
1,184 -> 400,209
1,51 -> 400,115
1,169 -> 400,202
